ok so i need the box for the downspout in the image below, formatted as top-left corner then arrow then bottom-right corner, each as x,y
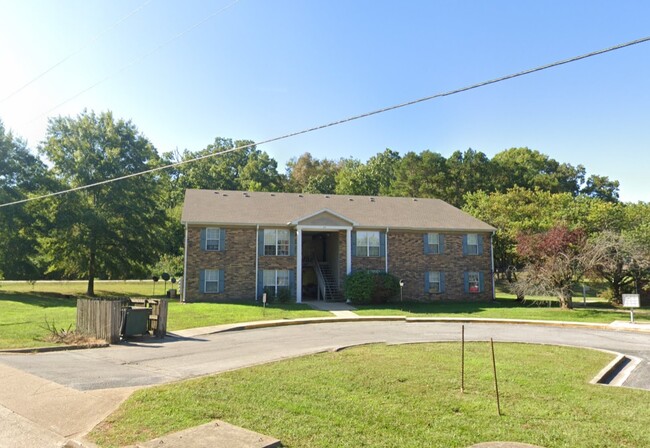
490,231 -> 496,301
385,227 -> 389,273
182,223 -> 188,302
255,225 -> 259,301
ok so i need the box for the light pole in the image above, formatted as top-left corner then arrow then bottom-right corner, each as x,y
399,279 -> 404,309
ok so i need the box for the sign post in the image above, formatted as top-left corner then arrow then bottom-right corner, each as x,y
622,294 -> 640,323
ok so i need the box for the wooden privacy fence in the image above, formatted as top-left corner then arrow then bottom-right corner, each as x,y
76,297 -> 169,344
76,298 -> 124,344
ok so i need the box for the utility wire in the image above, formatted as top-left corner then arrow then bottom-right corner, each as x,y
0,0 -> 153,104
23,0 -> 242,125
2,35 -> 649,209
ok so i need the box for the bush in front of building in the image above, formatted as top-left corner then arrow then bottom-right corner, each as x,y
344,271 -> 400,305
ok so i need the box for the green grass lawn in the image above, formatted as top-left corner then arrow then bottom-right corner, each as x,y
354,296 -> 650,323
89,343 -> 650,448
0,281 -> 328,350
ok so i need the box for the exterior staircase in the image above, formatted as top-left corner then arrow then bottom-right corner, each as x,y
315,260 -> 343,302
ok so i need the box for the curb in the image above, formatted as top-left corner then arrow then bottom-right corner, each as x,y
0,343 -> 109,354
591,353 -> 642,387
170,315 -> 650,338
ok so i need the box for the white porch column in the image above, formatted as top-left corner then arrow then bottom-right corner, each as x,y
346,227 -> 352,274
296,227 -> 303,303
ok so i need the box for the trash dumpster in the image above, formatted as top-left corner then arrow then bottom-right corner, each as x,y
122,307 -> 152,337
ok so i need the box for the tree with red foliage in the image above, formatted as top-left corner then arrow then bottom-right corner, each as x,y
514,226 -> 596,309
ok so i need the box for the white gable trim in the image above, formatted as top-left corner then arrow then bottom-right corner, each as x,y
290,208 -> 358,226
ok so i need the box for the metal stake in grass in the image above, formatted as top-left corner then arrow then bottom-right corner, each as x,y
460,324 -> 465,393
490,338 -> 501,416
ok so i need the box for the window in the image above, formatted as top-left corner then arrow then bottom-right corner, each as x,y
429,271 -> 441,293
356,231 -> 380,257
467,272 -> 480,293
427,233 -> 440,254
264,229 -> 290,256
466,233 -> 479,255
263,269 -> 290,295
204,269 -> 220,293
205,228 -> 220,251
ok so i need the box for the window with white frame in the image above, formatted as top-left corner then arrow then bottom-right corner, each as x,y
204,269 -> 220,293
356,231 -> 380,257
205,228 -> 220,251
427,233 -> 440,254
466,233 -> 479,255
264,229 -> 290,256
468,271 -> 480,293
428,271 -> 441,293
263,269 -> 290,294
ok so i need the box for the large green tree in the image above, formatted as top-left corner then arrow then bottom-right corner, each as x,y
0,120 -> 48,279
39,111 -> 166,295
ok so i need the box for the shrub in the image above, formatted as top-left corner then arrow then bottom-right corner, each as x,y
344,271 -> 400,305
263,286 -> 292,303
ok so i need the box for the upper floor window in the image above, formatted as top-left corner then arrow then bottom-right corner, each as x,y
205,228 -> 221,251
264,229 -> 290,256
427,233 -> 440,254
356,231 -> 380,257
466,233 -> 479,255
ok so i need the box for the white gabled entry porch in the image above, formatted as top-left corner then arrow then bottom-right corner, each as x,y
292,209 -> 355,303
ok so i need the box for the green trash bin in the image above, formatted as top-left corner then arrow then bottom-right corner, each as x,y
123,307 -> 152,337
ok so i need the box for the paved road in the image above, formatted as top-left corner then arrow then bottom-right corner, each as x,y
0,321 -> 649,447
1,321 -> 649,391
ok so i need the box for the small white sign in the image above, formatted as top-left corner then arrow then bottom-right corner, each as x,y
262,293 -> 267,304
622,294 -> 640,308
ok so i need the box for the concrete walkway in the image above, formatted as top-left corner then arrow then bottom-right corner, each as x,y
303,300 -> 360,318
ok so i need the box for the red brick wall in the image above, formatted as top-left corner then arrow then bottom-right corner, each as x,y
387,231 -> 493,301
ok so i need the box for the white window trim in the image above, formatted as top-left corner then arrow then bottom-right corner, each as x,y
427,233 -> 440,254
356,231 -> 380,257
468,271 -> 480,293
263,269 -> 290,295
467,233 -> 479,255
264,229 -> 290,256
429,271 -> 441,293
206,227 -> 220,251
204,269 -> 219,293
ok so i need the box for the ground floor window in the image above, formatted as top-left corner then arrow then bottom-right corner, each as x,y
263,269 -> 290,295
467,271 -> 481,293
202,269 -> 223,293
428,271 -> 442,293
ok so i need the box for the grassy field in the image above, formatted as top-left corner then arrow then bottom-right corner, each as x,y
1,280 -> 647,350
89,343 -> 650,448
0,281 -> 328,350
354,297 -> 650,323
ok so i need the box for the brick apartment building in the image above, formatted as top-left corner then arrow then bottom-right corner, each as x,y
181,190 -> 496,303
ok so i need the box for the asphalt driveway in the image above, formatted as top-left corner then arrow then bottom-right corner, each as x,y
0,321 -> 649,447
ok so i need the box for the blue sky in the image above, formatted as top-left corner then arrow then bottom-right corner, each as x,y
1,0 -> 649,202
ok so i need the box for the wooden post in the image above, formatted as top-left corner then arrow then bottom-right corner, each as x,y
490,338 -> 501,416
461,325 -> 465,393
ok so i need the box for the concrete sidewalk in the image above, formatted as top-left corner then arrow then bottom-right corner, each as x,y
0,363 -> 133,446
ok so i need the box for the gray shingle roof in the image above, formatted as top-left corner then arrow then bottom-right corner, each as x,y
181,189 -> 495,232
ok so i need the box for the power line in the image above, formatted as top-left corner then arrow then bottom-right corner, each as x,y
0,0 -> 153,104
2,35 -> 649,209
23,0 -> 242,125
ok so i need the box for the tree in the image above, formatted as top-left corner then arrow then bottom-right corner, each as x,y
39,110 -> 166,295
391,150 -> 448,199
581,174 -> 620,202
491,147 -> 585,195
176,138 -> 282,194
335,158 -> 376,196
587,230 -> 650,301
285,152 -> 340,194
366,149 -> 400,196
514,226 -> 596,309
444,148 -> 493,206
0,120 -> 48,279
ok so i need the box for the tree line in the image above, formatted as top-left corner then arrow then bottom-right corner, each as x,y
0,110 -> 647,301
